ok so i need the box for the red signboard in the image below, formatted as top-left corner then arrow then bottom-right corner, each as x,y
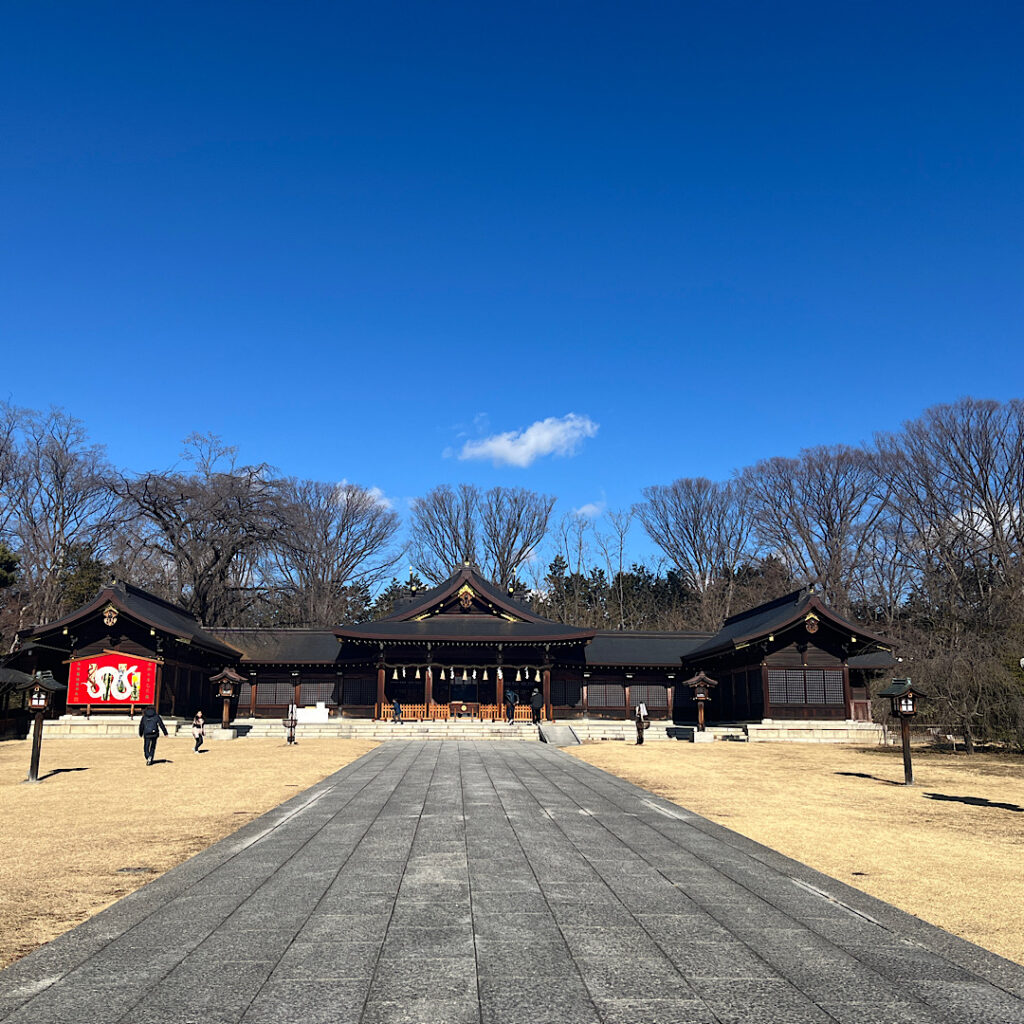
68,654 -> 157,705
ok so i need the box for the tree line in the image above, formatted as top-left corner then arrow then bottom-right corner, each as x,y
1,398 -> 1022,748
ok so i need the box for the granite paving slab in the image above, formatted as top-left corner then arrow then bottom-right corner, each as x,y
2,741 -> 1024,1022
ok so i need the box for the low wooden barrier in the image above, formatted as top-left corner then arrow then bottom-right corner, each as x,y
373,702 -> 547,722
376,702 -> 428,720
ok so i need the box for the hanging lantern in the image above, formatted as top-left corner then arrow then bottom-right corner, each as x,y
440,669 -> 446,681
534,669 -> 541,683
392,669 -> 398,680
415,667 -> 421,680
516,669 -> 521,682
482,668 -> 488,681
462,668 -> 468,681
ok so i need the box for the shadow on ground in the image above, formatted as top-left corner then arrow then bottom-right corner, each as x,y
36,767 -> 90,781
834,771 -> 902,786
924,792 -> 1024,813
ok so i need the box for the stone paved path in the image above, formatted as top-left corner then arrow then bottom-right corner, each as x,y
2,742 -> 1024,1023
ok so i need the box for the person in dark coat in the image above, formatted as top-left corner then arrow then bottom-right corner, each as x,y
504,687 -> 518,724
392,696 -> 402,724
529,687 -> 543,725
138,705 -> 168,764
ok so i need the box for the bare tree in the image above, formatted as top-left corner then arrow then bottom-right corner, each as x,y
118,434 -> 285,625
479,486 -> 555,587
595,508 -> 635,630
637,478 -> 755,629
0,403 -> 22,539
741,446 -> 888,614
9,407 -> 118,626
270,479 -> 401,625
410,484 -> 554,586
410,484 -> 479,584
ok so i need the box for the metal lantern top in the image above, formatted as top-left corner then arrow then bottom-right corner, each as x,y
210,667 -> 245,698
681,671 -> 719,702
16,670 -> 66,711
878,678 -> 926,717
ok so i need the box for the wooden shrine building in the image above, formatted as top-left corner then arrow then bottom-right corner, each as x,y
3,565 -> 894,726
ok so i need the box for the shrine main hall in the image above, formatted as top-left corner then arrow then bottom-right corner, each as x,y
4,564 -> 895,728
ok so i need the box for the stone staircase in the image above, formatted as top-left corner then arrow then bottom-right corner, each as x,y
37,715 -> 883,745
233,718 -> 542,742
43,714 -> 186,738
569,720 -> 748,743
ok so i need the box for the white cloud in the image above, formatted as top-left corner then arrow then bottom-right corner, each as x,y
337,479 -> 393,509
573,500 -> 605,519
457,413 -> 599,468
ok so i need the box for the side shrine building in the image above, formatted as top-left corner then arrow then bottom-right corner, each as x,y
3,565 -> 895,727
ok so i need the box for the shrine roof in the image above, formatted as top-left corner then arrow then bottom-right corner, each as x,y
337,617 -> 593,644
337,564 -> 594,644
586,632 -> 712,667
207,628 -> 341,664
686,588 -> 891,659
21,581 -> 240,659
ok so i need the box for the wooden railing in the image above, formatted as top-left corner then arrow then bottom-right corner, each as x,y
376,702 -> 428,720
374,702 -> 547,722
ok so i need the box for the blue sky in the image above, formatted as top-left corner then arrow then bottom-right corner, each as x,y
2,2 -> 1022,559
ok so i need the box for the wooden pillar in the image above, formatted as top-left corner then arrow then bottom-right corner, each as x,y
249,678 -> 257,717
542,660 -> 552,722
153,664 -> 163,712
761,663 -> 770,721
667,684 -> 675,723
842,664 -> 853,720
27,711 -> 45,783
424,655 -> 433,706
582,683 -> 589,717
376,654 -> 386,718
495,652 -> 504,708
624,683 -> 631,719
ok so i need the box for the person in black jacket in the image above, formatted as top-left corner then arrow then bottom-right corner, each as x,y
529,687 -> 543,725
138,705 -> 168,764
504,687 -> 518,724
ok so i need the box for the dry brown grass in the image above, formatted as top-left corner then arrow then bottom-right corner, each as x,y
570,741 -> 1024,965
0,735 -> 375,969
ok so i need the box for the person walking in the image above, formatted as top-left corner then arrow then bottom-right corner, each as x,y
505,687 -> 518,724
634,702 -> 649,745
191,710 -> 206,753
392,696 -> 402,724
529,687 -> 543,725
139,705 -> 168,764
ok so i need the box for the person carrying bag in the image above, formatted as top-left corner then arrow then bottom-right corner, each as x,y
634,702 -> 649,745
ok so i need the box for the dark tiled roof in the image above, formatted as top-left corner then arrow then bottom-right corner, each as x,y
848,651 -> 899,670
586,632 -> 711,667
208,629 -> 341,664
687,589 -> 891,659
384,565 -> 547,623
23,582 -> 240,659
338,618 -> 593,643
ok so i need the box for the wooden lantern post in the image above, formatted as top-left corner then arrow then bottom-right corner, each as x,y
879,678 -> 927,785
210,667 -> 245,729
16,672 -> 67,783
681,671 -> 719,733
